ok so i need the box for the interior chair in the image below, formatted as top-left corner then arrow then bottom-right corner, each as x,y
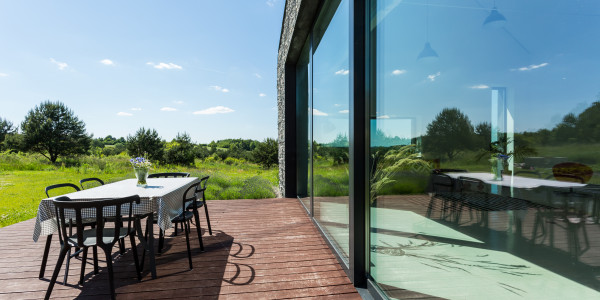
79,177 -> 105,190
159,181 -> 204,269
148,172 -> 190,178
40,184 -> 98,283
427,172 -> 459,221
45,195 -> 142,300
187,176 -> 212,236
456,177 -> 490,226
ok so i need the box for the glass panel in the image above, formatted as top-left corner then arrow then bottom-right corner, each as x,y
312,0 -> 350,260
297,36 -> 311,212
369,0 -> 600,299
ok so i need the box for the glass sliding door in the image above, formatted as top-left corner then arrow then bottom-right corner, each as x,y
368,0 -> 600,299
312,0 -> 350,260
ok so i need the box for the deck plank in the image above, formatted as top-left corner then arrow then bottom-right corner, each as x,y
0,198 -> 357,299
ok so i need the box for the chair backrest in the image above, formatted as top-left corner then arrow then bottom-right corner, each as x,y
458,176 -> 488,194
148,172 -> 190,178
79,177 -> 105,190
195,176 -> 210,201
552,162 -> 593,183
53,195 -> 140,249
431,173 -> 455,193
45,183 -> 80,198
183,181 -> 202,210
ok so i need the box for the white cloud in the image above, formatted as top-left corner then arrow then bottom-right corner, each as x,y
313,109 -> 328,116
259,93 -> 267,97
339,110 -> 349,114
117,112 -> 133,117
469,84 -> 490,89
50,58 -> 68,70
334,104 -> 341,107
512,62 -> 549,72
210,85 -> 230,93
427,71 -> 441,82
100,59 -> 114,66
377,115 -> 391,119
173,100 -> 184,104
193,106 -> 234,115
266,0 -> 278,7
160,107 -> 177,112
254,73 -> 262,79
392,69 -> 406,75
131,108 -> 142,111
335,69 -> 350,75
146,62 -> 183,70
0,73 -> 8,77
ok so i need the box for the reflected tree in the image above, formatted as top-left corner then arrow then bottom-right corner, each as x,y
424,108 -> 475,160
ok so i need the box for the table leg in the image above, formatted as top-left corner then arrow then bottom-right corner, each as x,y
146,215 -> 157,279
39,234 -> 53,278
134,214 -> 157,279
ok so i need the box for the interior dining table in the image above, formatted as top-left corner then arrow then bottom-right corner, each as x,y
33,176 -> 200,279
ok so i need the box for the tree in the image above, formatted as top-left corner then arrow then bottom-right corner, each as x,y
164,132 -> 195,165
253,138 -> 278,168
126,127 -> 164,162
21,101 -> 92,162
0,117 -> 15,150
424,107 -> 474,160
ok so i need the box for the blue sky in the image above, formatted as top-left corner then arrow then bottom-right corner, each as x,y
0,0 -> 285,143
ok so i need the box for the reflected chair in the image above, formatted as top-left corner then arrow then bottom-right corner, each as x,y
187,176 -> 212,236
40,184 -> 98,283
79,177 -> 104,190
427,172 -> 461,221
45,195 -> 142,300
148,172 -> 190,178
456,177 -> 489,226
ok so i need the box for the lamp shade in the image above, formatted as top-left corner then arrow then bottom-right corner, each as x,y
483,8 -> 507,29
417,42 -> 439,62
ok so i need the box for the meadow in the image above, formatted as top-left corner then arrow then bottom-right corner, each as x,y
0,152 -> 278,227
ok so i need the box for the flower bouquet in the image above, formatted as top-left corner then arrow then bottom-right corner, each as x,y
130,157 -> 152,187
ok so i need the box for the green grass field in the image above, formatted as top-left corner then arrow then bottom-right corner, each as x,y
0,153 -> 278,227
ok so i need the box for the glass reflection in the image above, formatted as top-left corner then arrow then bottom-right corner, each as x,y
296,36 -> 311,212
369,0 -> 600,299
312,0 -> 350,260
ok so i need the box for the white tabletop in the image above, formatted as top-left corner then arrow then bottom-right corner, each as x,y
445,172 -> 587,189
33,177 -> 198,242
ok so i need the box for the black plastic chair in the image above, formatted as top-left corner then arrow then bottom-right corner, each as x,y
79,177 -> 105,190
40,183 -> 98,283
45,195 -> 142,300
187,176 -> 212,236
158,181 -> 204,270
148,172 -> 190,178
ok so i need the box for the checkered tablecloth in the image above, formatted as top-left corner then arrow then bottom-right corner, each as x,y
33,177 -> 199,242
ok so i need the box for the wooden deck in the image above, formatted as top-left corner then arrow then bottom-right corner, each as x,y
0,198 -> 360,299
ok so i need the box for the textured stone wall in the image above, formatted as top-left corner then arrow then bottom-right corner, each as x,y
277,0 -> 301,198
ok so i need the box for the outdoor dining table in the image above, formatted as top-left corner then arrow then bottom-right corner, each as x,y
33,177 -> 199,279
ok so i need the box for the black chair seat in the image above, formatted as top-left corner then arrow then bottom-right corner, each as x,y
171,211 -> 194,223
185,200 -> 204,210
68,228 -> 130,247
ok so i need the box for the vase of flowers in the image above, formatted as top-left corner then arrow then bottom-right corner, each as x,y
490,153 -> 509,181
130,157 -> 151,187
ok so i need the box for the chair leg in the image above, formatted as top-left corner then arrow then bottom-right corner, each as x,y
184,221 -> 193,270
79,247 -> 88,285
39,234 -> 53,278
102,247 -> 116,300
193,210 -> 205,251
129,233 -> 142,281
158,228 -> 164,254
93,246 -> 99,274
64,248 -> 72,284
118,238 -> 126,254
44,246 -> 69,300
203,201 -> 212,235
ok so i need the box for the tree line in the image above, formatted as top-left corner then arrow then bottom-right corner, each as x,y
0,101 -> 278,168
